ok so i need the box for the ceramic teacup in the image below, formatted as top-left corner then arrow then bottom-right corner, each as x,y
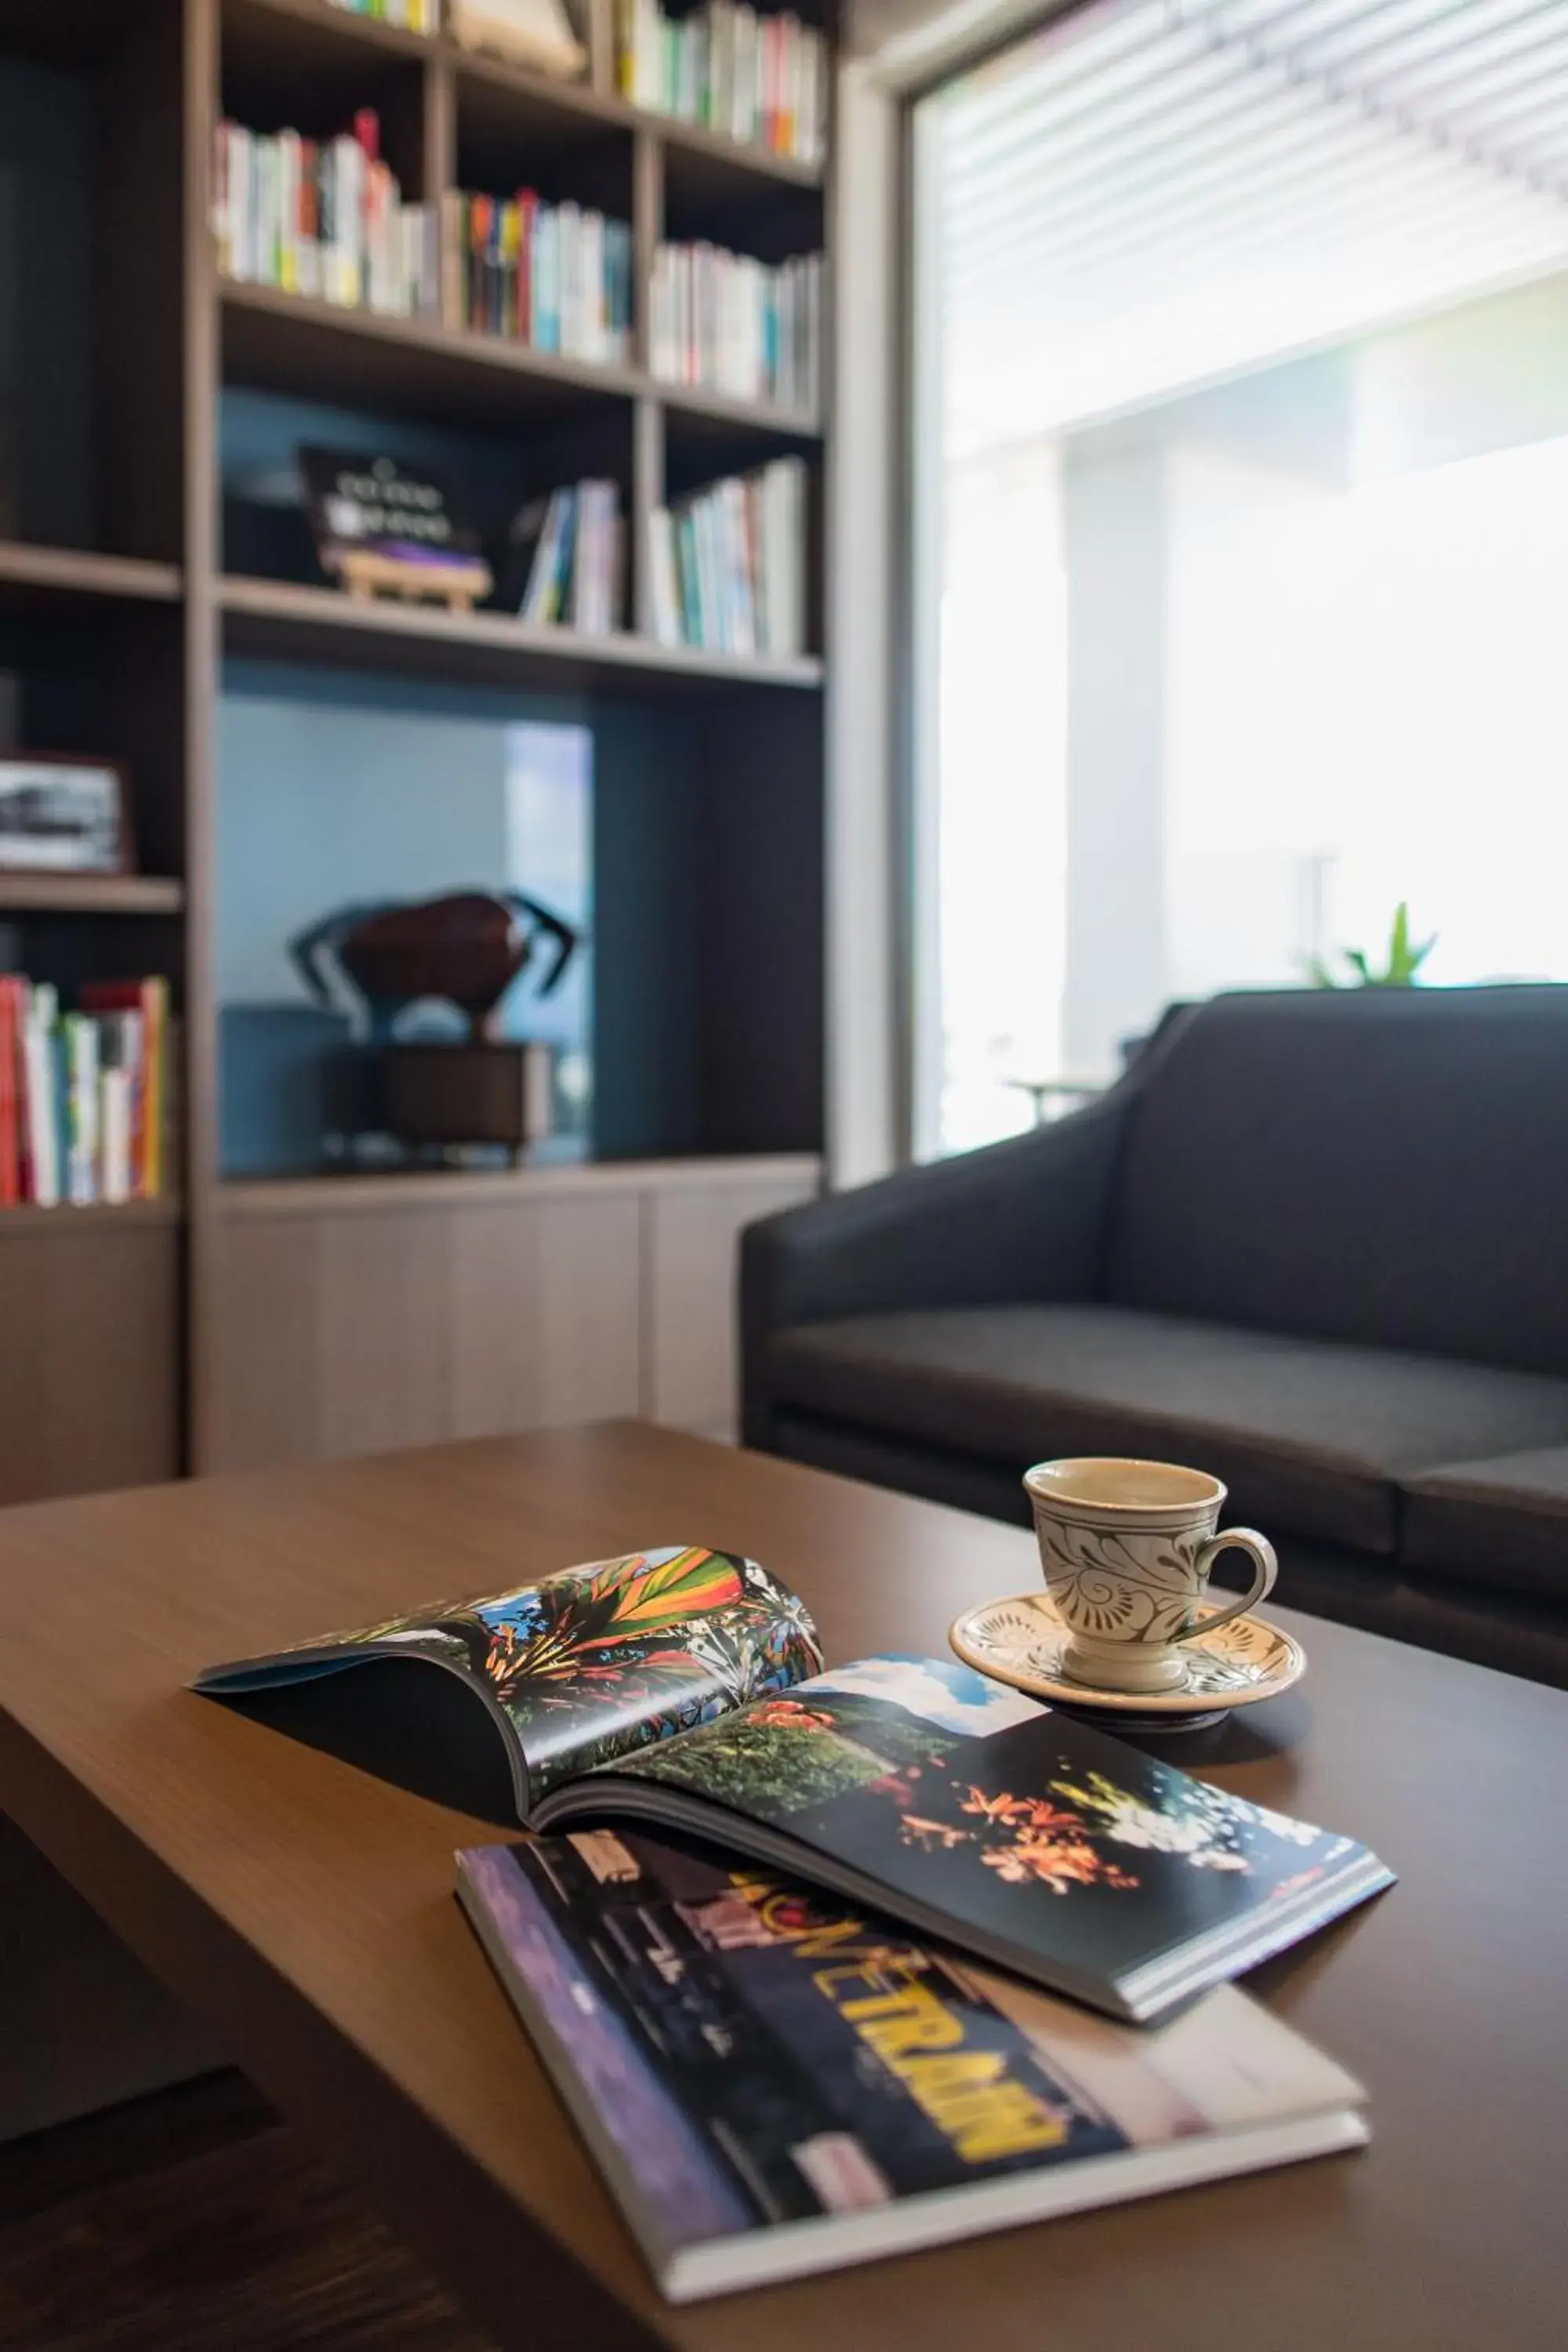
1022,1457 -> 1277,1695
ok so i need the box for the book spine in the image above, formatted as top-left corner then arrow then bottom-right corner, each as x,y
100,1032 -> 133,1209
212,119 -> 231,277
22,987 -> 59,1208
0,977 -> 17,1208
676,505 -> 702,645
558,201 -> 581,358
552,488 -> 577,624
648,505 -> 680,645
62,1014 -> 96,1207
13,981 -> 31,1205
278,128 -> 301,292
145,978 -> 168,1200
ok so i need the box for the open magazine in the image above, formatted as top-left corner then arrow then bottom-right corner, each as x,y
195,1545 -> 1392,2024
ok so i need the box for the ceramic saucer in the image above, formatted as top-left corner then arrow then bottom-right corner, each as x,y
949,1590 -> 1305,1731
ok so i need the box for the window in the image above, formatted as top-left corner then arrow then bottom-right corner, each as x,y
911,0 -> 1568,1157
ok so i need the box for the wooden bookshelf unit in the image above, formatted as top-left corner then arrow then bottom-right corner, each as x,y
0,0 -> 831,1504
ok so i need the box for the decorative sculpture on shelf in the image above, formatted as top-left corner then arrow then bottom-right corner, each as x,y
289,889 -> 580,1045
289,891 -> 583,1158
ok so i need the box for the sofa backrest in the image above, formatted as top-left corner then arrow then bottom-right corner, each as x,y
1105,985 -> 1568,1374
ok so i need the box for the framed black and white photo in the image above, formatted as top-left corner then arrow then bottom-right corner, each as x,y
0,754 -> 132,875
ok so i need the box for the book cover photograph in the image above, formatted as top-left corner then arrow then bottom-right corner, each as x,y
456,1828 -> 1367,2299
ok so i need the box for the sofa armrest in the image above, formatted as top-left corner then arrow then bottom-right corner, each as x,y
741,1088 -> 1131,1447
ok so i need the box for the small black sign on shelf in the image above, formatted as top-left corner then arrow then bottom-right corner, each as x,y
299,447 -> 494,614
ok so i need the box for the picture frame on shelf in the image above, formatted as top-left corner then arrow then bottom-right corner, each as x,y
0,753 -> 133,877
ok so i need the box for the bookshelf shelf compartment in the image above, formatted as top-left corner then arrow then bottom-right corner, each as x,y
0,874 -> 186,916
220,574 -> 823,694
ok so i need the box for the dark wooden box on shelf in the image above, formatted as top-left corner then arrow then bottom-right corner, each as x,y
0,0 -> 832,1503
382,1038 -> 554,1152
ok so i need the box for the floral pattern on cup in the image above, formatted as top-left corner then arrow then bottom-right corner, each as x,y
1033,1520 -> 1210,1648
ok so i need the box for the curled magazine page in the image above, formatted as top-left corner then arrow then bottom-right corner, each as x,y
437,1548 -> 824,1800
194,1546 -> 823,1813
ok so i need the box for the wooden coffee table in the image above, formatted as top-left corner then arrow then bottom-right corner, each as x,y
0,1423 -> 1562,2350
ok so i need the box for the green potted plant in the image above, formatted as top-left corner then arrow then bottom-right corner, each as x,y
1308,902 -> 1436,989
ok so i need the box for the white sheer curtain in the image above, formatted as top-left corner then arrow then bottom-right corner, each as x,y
913,0 -> 1568,1154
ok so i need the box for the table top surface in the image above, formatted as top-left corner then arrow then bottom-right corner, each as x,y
0,1421 -> 1562,2352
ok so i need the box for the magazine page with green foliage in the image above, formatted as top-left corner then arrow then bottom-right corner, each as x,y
529,1656 -> 1394,2023
193,1547 -> 824,1817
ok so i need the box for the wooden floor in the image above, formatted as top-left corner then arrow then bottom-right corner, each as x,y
0,2072 -> 495,2350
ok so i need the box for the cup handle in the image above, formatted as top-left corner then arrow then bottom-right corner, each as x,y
1174,1528 -> 1278,1644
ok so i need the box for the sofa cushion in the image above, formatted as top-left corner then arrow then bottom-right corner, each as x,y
1402,1446 -> 1568,1604
766,1303 -> 1568,1555
1106,985 -> 1568,1375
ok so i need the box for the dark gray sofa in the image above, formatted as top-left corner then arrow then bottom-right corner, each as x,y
742,985 -> 1568,1690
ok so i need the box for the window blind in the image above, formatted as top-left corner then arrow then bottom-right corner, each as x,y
930,0 -> 1568,452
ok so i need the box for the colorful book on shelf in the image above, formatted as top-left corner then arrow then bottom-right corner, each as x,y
0,977 -> 169,1208
80,978 -> 170,1200
648,241 -> 821,410
213,111 -> 436,318
501,481 -> 622,630
326,2 -> 442,29
615,0 -> 828,164
652,456 -> 806,657
439,188 -> 632,363
0,975 -> 20,1207
458,1827 -> 1368,2301
193,1549 -> 1392,2024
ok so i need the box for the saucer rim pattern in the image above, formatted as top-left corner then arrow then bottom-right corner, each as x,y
949,1591 -> 1305,1715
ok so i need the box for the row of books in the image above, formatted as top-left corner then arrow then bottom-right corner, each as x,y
0,979 -> 171,1210
615,2 -> 828,164
326,0 -> 441,26
438,192 -> 633,364
508,481 -> 623,632
213,113 -> 436,316
650,456 -> 806,659
648,243 -> 820,412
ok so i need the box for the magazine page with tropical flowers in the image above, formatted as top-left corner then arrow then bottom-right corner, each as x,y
201,1548 -> 823,1802
598,1656 -> 1364,1982
390,1549 -> 824,1798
